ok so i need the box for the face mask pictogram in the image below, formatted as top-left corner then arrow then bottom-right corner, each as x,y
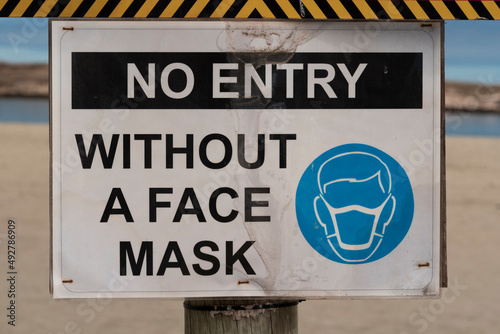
314,153 -> 395,262
296,144 -> 414,265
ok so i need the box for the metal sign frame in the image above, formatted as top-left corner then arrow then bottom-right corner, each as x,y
51,19 -> 445,299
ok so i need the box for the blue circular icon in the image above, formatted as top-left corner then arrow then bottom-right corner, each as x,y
296,143 -> 414,264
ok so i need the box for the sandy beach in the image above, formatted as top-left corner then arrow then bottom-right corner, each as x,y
0,122 -> 499,334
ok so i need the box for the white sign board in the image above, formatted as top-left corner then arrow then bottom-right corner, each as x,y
51,20 -> 442,298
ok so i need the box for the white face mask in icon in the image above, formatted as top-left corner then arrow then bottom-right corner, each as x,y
315,193 -> 395,251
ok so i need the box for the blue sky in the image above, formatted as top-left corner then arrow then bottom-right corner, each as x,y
0,18 -> 48,63
0,18 -> 499,83
445,20 -> 500,84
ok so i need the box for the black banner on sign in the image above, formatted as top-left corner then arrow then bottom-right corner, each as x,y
72,52 -> 422,109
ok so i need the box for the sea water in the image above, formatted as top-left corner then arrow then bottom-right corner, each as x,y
0,97 -> 48,123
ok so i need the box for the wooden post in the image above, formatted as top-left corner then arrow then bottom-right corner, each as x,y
184,299 -> 300,334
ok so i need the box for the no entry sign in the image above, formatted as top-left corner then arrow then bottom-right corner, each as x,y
51,20 -> 443,298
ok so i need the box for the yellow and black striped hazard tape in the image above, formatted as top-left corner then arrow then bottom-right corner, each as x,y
1,0 -> 499,19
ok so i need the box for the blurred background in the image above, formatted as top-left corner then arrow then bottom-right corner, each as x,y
0,18 -> 499,334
